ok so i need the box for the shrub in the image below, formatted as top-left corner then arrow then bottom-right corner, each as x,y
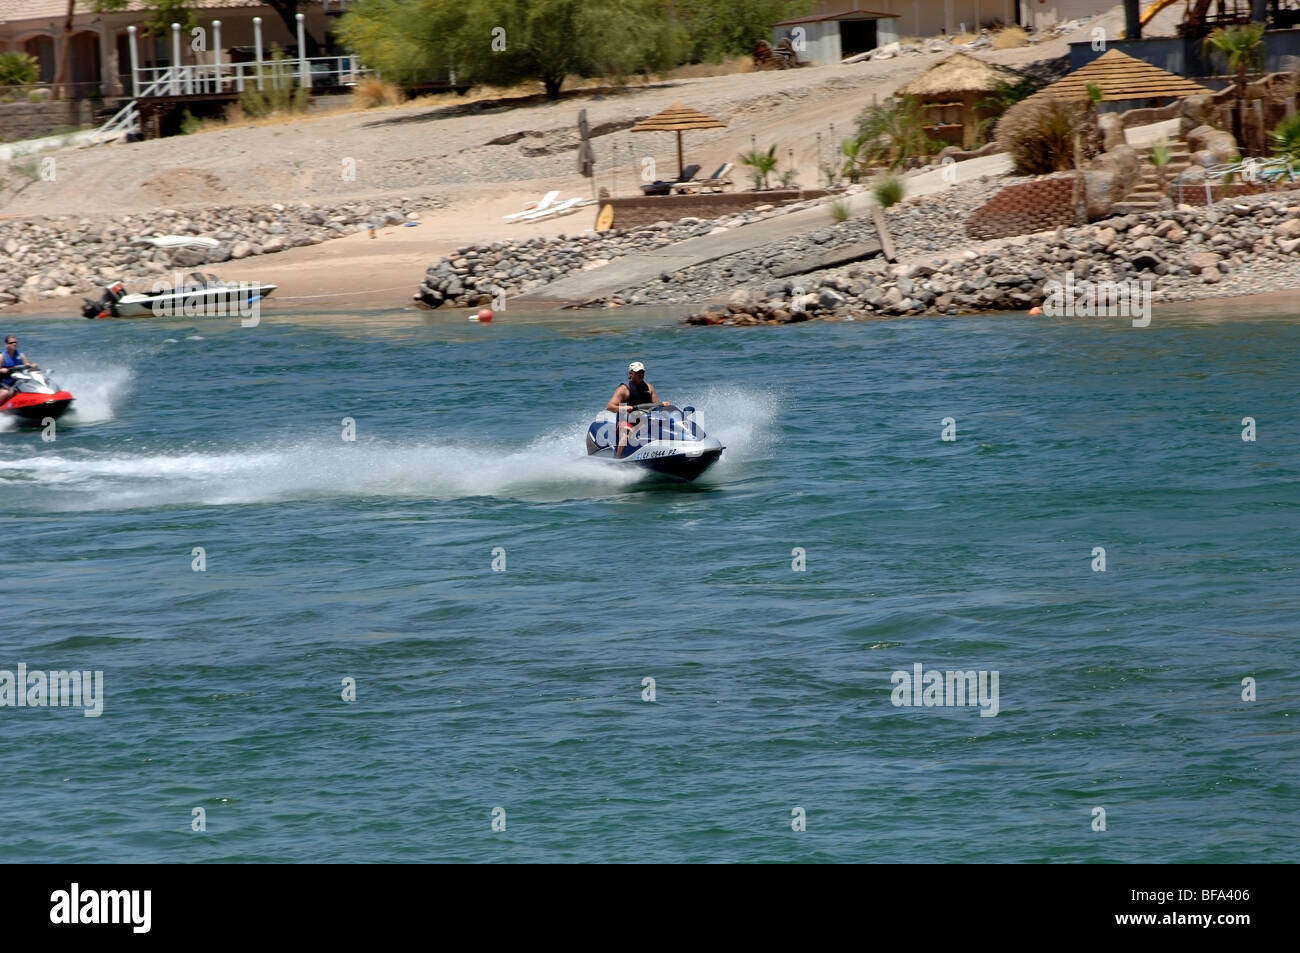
991,26 -> 1028,50
238,48 -> 310,118
997,96 -> 1092,174
872,174 -> 905,208
0,51 -> 39,88
1270,113 -> 1300,164
353,76 -> 402,108
829,199 -> 851,222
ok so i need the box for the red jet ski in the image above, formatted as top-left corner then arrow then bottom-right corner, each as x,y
1,365 -> 74,423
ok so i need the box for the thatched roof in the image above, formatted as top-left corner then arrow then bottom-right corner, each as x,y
896,53 -> 1022,97
630,103 -> 726,133
1026,49 -> 1210,104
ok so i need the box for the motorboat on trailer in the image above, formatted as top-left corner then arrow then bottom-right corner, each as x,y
81,273 -> 276,319
585,404 -> 724,482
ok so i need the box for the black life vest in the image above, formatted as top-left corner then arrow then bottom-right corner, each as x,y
623,378 -> 652,405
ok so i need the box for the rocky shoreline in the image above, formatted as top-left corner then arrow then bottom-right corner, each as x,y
682,191 -> 1300,325
0,194 -> 441,309
412,174 -> 1300,323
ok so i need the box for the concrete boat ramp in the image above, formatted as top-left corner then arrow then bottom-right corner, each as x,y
513,152 -> 1012,308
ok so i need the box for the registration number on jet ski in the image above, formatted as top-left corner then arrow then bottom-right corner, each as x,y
640,449 -> 677,458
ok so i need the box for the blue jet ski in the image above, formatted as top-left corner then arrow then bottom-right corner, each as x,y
585,404 -> 724,482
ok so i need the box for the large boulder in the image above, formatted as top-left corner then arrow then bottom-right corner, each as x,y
1093,144 -> 1140,190
1098,112 -> 1126,152
1186,124 -> 1238,167
1081,144 -> 1142,219
1179,95 -> 1218,136
1082,168 -> 1124,220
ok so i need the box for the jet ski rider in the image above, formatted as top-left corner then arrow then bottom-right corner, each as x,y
606,361 -> 672,459
0,335 -> 37,405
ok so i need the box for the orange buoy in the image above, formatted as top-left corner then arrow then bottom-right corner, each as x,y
1028,306 -> 1043,316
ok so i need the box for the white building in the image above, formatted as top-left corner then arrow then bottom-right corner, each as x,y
0,0 -> 348,98
773,0 -> 1120,64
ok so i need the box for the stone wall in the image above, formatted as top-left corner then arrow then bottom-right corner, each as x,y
0,100 -> 100,143
1119,102 -> 1180,128
1167,181 -> 1300,206
602,189 -> 828,230
965,176 -> 1077,241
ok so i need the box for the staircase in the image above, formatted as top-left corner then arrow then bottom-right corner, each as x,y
1112,137 -> 1192,214
92,98 -> 139,142
90,67 -> 182,143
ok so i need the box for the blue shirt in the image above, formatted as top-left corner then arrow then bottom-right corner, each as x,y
1,350 -> 24,386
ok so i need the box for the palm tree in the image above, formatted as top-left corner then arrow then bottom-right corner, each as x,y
855,96 -> 939,171
740,145 -> 778,190
840,137 -> 865,183
1270,114 -> 1300,167
1150,138 -> 1172,197
1203,23 -> 1267,152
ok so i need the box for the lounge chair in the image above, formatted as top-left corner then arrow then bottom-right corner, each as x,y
503,190 -> 560,221
674,162 -> 733,194
640,164 -> 701,196
514,196 -> 584,222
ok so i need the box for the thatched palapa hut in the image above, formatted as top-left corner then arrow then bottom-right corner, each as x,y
896,52 -> 1023,150
1019,49 -> 1211,112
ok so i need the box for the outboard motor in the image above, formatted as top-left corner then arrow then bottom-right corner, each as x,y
82,280 -> 126,319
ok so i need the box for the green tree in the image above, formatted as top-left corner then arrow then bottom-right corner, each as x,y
1204,23 -> 1266,150
674,0 -> 812,62
342,0 -> 684,100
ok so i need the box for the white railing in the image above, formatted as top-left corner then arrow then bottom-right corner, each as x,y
93,100 -> 140,142
131,56 -> 367,98
92,57 -> 373,144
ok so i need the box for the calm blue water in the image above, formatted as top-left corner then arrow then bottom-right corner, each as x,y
1,304 -> 1297,863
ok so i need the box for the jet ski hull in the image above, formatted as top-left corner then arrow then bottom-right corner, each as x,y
585,408 -> 724,483
628,446 -> 724,482
1,392 -> 73,423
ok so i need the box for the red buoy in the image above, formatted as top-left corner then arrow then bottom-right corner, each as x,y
478,308 -> 493,323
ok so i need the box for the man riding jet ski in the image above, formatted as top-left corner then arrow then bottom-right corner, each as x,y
0,334 -> 74,423
585,361 -> 724,482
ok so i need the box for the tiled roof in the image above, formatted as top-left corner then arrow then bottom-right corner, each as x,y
1028,48 -> 1211,103
0,1 -> 258,24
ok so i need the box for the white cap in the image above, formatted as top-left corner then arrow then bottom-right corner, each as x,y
628,361 -> 645,373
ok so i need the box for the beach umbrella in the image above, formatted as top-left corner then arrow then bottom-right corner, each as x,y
577,109 -> 595,175
577,108 -> 596,196
630,102 -> 726,180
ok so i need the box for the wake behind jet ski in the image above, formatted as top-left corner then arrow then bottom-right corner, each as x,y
585,404 -> 724,482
